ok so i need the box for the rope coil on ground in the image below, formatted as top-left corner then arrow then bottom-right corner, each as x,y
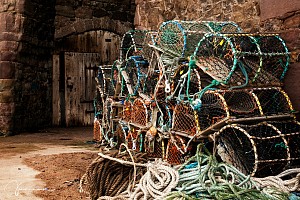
129,159 -> 179,200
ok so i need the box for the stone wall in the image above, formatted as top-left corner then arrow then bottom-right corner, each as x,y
55,0 -> 135,39
0,0 -> 56,134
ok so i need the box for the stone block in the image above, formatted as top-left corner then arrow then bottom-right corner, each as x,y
75,6 -> 93,19
284,14 -> 300,29
0,79 -> 15,92
0,90 -> 14,103
260,0 -> 300,21
0,61 -> 16,79
55,5 -> 75,18
0,51 -> 18,62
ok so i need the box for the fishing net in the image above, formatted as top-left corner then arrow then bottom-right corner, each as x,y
216,123 -> 290,177
120,30 -> 148,60
252,87 -> 294,116
126,128 -> 143,152
142,31 -> 158,62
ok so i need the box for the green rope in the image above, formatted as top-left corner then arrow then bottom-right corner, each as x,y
164,144 -> 290,200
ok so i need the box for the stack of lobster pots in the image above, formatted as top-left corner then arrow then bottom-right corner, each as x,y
93,20 -> 300,178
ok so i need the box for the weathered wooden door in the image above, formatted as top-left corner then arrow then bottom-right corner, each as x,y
53,53 -> 101,126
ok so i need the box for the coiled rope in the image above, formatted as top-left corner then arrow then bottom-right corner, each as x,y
129,159 -> 179,200
79,148 -> 148,200
165,144 -> 290,200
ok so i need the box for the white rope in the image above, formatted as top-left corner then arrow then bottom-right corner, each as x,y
129,159 -> 179,200
252,168 -> 300,193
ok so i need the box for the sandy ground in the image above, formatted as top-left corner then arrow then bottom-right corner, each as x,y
0,127 -> 99,200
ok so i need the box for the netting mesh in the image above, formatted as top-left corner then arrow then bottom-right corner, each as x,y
172,102 -> 196,135
122,100 -> 132,122
166,135 -> 187,165
194,91 -> 229,131
220,90 -> 260,118
123,56 -> 149,95
193,34 -> 289,87
252,87 -> 293,116
120,30 -> 148,60
269,121 -> 300,168
132,98 -> 148,126
217,123 -> 289,177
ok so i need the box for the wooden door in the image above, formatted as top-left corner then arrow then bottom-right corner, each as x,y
64,52 -> 100,126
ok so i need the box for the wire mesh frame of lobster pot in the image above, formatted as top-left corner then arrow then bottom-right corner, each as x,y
207,21 -> 242,33
172,102 -> 197,136
192,91 -> 230,133
155,21 -> 214,58
120,30 -> 149,61
166,135 -> 188,165
122,100 -> 132,122
193,34 -> 289,88
269,120 -> 300,168
141,31 -> 158,62
131,98 -> 150,127
216,123 -> 290,177
170,63 -> 201,98
218,89 -> 262,118
123,56 -> 149,96
252,87 -> 294,116
114,121 -> 129,148
126,128 -> 144,152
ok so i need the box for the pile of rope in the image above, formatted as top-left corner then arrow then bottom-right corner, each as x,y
79,148 -> 148,200
165,144 -> 290,200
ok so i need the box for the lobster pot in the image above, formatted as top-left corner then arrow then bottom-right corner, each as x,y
126,128 -> 143,152
166,135 -> 187,165
115,121 -> 129,148
145,136 -> 165,159
269,121 -> 300,167
97,65 -> 115,97
171,63 -> 201,97
219,89 -> 261,118
216,123 -> 290,177
193,34 -> 289,87
142,31 -> 158,62
172,102 -> 197,136
194,91 -> 229,131
122,100 -> 132,122
252,87 -> 293,116
120,30 -> 148,60
123,56 -> 149,96
132,98 -> 150,127
253,35 -> 289,82
156,21 -> 242,58
156,21 -> 212,57
208,21 -> 242,33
